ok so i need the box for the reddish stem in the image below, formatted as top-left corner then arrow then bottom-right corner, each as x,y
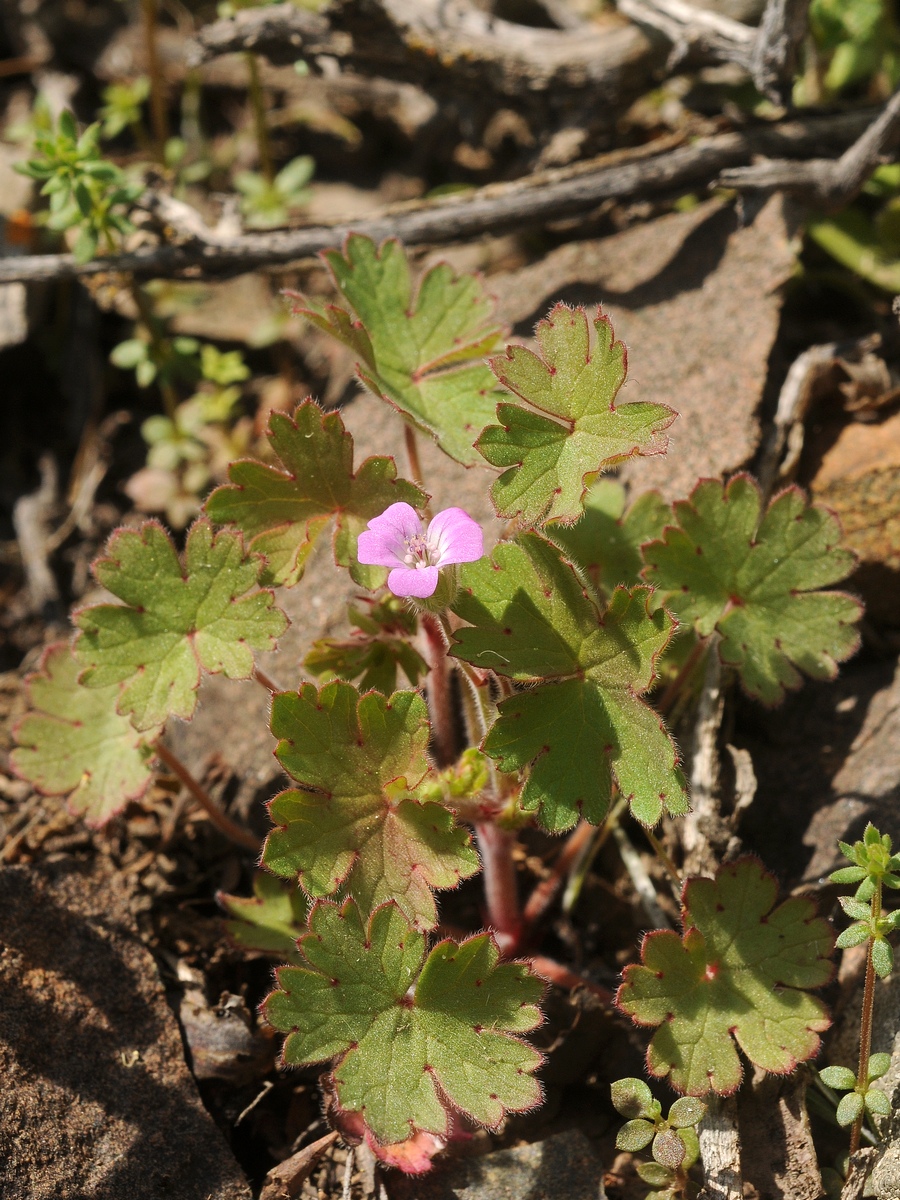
421,612 -> 456,767
521,818 -> 594,934
253,665 -> 284,694
850,879 -> 882,1154
656,637 -> 707,717
153,741 -> 259,852
476,820 -> 522,954
529,955 -> 614,1004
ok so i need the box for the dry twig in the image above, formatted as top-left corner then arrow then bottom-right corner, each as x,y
0,110 -> 874,285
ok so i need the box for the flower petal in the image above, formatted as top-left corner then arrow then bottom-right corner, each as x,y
388,566 -> 439,598
427,508 -> 484,567
357,501 -> 423,567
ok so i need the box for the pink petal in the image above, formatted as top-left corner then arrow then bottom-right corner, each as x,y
357,502 -> 423,568
388,565 -> 439,598
427,508 -> 484,567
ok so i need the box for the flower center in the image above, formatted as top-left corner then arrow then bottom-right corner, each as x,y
403,532 -> 433,569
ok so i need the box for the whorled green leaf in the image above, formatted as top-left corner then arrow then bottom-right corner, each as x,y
11,642 -> 159,826
262,681 -> 478,930
476,305 -> 676,526
265,898 -> 544,1145
206,401 -> 426,587
288,235 -> 504,466
219,872 -> 307,962
552,480 -> 671,599
617,858 -> 834,1096
452,534 -> 688,830
642,475 -> 862,705
74,519 -> 287,731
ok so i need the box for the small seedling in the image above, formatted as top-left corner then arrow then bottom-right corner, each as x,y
612,1077 -> 706,1198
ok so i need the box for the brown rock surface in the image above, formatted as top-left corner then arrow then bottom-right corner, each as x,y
0,854 -> 251,1200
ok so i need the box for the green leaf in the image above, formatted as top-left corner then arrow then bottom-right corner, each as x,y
868,1053 -> 892,1081
262,682 -> 478,930
264,898 -> 544,1145
677,1126 -> 700,1169
829,865 -> 868,885
452,534 -> 688,830
642,475 -> 862,705
865,1086 -> 892,1119
611,1077 -> 659,1120
819,1065 -> 857,1091
476,305 -> 676,526
11,643 -> 159,826
206,401 -> 426,587
616,1119 -> 655,1152
290,235 -> 504,466
836,922 -> 870,949
552,481 -> 671,598
219,873 -> 307,962
74,519 -> 287,731
872,937 -> 894,978
617,859 -> 833,1095
637,1162 -> 674,1187
667,1096 -> 706,1128
836,1091 -> 865,1126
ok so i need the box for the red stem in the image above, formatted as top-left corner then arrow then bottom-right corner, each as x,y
656,637 -> 707,717
421,612 -> 456,767
153,741 -> 259,852
521,818 -> 594,933
476,820 -> 522,954
530,955 -> 614,1004
850,879 -> 882,1154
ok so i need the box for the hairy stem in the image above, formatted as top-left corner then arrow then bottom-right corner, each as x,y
521,818 -> 595,932
850,879 -> 882,1154
529,955 -> 614,1004
475,819 -> 522,954
645,827 -> 682,891
140,0 -> 168,160
245,52 -> 274,181
404,424 -> 425,488
253,664 -> 284,694
421,612 -> 456,767
153,740 -> 259,852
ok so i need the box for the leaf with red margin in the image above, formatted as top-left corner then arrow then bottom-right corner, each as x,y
11,642 -> 159,826
617,858 -> 834,1095
642,475 -> 862,705
206,401 -> 426,588
74,519 -> 287,731
264,898 -> 544,1146
451,533 -> 689,830
476,305 -> 676,526
262,682 -> 478,931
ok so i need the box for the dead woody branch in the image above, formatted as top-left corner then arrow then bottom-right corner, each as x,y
0,109 -> 875,285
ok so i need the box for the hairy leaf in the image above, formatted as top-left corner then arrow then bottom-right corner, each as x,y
476,305 -> 676,526
263,682 -> 478,930
618,859 -> 833,1095
11,643 -> 159,826
452,534 -> 688,830
206,401 -> 426,587
642,475 -> 862,704
289,236 -> 504,466
265,898 -> 544,1145
219,873 -> 307,962
552,481 -> 671,599
74,520 -> 287,731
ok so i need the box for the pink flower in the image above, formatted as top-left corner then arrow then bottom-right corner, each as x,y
357,503 -> 483,599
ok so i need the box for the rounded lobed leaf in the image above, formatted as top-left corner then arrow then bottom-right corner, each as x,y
642,475 -> 862,706
264,898 -> 544,1146
74,519 -> 287,730
11,642 -> 160,826
617,858 -> 833,1095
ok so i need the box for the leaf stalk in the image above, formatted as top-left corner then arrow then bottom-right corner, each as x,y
153,740 -> 259,852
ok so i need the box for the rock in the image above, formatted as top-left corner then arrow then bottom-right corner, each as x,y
808,408 -> 900,626
738,1072 -> 823,1200
387,1129 -> 607,1200
491,196 -> 795,500
0,855 -> 251,1200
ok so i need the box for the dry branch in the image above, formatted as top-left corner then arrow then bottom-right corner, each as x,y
189,0 -> 661,112
0,109 -> 874,285
719,84 -> 900,207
